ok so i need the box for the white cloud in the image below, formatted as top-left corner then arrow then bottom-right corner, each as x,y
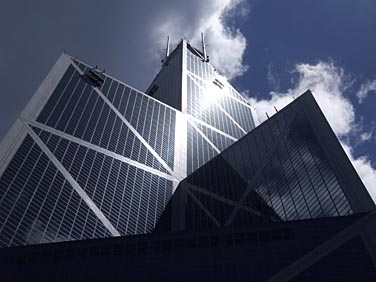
356,79 -> 376,103
266,62 -> 280,91
249,62 -> 355,137
146,1 -> 376,203
360,130 -> 373,142
358,121 -> 376,143
342,144 -> 376,202
360,132 -> 372,142
150,0 -> 249,79
247,61 -> 376,203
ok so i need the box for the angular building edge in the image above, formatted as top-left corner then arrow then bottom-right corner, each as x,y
0,49 -> 375,279
299,91 -> 375,212
0,53 -> 71,177
156,90 -> 375,233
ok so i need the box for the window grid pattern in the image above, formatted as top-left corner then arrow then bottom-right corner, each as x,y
189,189 -> 235,225
185,191 -> 219,230
244,109 -> 352,222
189,157 -> 247,202
36,66 -> 170,173
194,122 -> 235,152
186,50 -> 215,81
185,49 -> 256,177
217,94 -> 255,132
78,60 -> 176,170
34,128 -> 173,236
187,123 -> 217,174
187,76 -> 244,139
0,135 -> 110,248
186,50 -> 248,102
179,100 -> 353,230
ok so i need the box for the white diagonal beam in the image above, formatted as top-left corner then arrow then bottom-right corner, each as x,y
186,189 -> 221,227
187,72 -> 247,134
187,115 -> 238,142
188,120 -> 221,154
70,62 -> 178,180
214,101 -> 247,134
24,121 -> 120,237
28,121 -> 175,182
187,71 -> 251,108
225,108 -> 299,226
186,183 -> 264,217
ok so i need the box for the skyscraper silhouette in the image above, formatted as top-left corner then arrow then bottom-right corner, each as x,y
0,39 -> 255,247
0,39 -> 375,281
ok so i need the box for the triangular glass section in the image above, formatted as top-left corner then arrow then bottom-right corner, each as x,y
192,120 -> 235,152
36,64 -> 175,171
188,73 -> 205,87
188,188 -> 235,226
228,108 -> 353,225
33,105 -> 170,174
187,122 -> 218,174
186,76 -> 244,139
97,83 -> 176,171
32,127 -> 174,236
187,155 -> 247,202
216,94 -> 255,132
242,179 -> 283,223
71,59 -> 88,73
0,134 -> 109,247
227,86 -> 244,101
185,192 -> 219,230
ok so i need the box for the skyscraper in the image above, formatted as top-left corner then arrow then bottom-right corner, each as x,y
155,90 -> 375,231
0,90 -> 375,282
0,36 -> 375,281
0,39 -> 256,247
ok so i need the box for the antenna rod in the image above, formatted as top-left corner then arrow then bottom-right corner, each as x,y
201,32 -> 207,62
165,35 -> 170,59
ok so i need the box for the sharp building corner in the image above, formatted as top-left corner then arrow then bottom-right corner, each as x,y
0,40 -> 375,281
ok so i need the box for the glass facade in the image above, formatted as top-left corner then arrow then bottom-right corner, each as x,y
1,39 -> 372,253
156,91 -> 364,232
185,43 -> 256,173
146,41 -> 256,174
0,40 -> 375,279
0,40 -> 256,247
0,135 -> 111,247
0,56 -> 179,247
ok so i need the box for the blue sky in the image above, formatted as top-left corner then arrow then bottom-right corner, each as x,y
230,0 -> 376,200
0,0 -> 375,200
231,0 -> 376,200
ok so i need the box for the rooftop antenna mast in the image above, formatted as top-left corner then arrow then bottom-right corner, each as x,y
161,36 -> 170,65
165,35 -> 170,59
201,32 -> 209,62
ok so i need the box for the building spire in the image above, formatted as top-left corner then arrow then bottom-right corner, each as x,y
165,35 -> 170,59
201,32 -> 209,62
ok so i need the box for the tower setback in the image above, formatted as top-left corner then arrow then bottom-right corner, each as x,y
0,39 -> 375,281
0,40 -> 255,247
